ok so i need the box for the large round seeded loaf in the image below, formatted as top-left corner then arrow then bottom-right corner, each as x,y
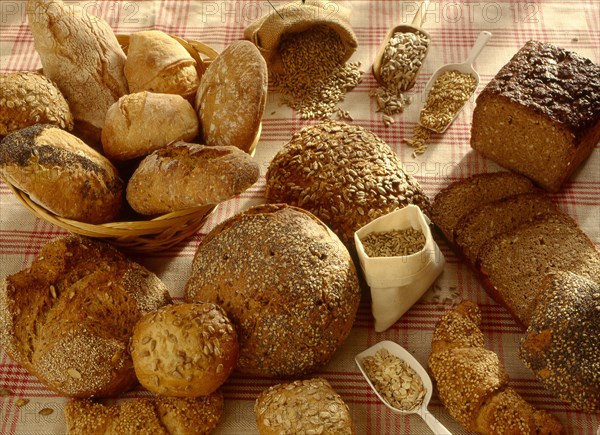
520,272 -> 599,413
0,72 -> 74,135
0,124 -> 123,224
0,236 -> 172,398
265,120 -> 430,246
184,204 -> 360,377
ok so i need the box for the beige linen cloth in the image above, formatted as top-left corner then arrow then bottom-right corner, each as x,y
243,0 -> 358,73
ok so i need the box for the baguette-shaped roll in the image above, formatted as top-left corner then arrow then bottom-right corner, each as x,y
429,301 -> 564,434
27,0 -> 128,137
125,30 -> 201,99
0,124 -> 123,224
65,391 -> 223,435
126,141 -> 259,215
101,91 -> 199,161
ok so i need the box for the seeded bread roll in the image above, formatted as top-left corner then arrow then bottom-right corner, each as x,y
255,378 -> 356,435
478,213 -> 600,326
0,72 -> 74,136
0,235 -> 172,398
126,141 -> 259,215
0,124 -> 123,224
65,391 -> 224,435
184,204 -> 360,377
102,91 -> 199,161
131,302 -> 238,397
27,0 -> 128,139
520,272 -> 600,413
430,171 -> 536,244
471,40 -> 600,192
125,30 -> 201,100
429,301 -> 564,434
265,120 -> 430,247
195,40 -> 267,153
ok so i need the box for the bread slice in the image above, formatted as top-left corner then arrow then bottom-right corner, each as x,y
478,214 -> 600,327
431,172 -> 536,243
455,192 -> 558,264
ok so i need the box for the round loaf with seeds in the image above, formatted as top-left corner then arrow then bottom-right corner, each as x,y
184,203 -> 360,377
265,120 -> 430,246
520,272 -> 600,412
0,235 -> 172,398
131,302 -> 239,397
255,378 -> 356,435
0,71 -> 74,136
0,124 -> 123,224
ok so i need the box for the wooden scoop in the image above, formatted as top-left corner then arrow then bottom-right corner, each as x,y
372,0 -> 431,89
418,31 -> 492,133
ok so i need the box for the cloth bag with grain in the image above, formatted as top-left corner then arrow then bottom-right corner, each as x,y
243,0 -> 358,74
354,205 -> 445,332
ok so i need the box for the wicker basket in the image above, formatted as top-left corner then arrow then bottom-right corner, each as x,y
4,35 -> 260,253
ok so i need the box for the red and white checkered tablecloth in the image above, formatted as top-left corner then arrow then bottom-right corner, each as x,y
1,1 -> 599,434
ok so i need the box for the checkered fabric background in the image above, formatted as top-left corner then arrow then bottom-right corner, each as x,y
1,1 -> 599,434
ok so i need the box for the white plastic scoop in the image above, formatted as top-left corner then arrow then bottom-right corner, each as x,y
372,0 -> 431,90
418,30 -> 492,133
355,340 -> 451,434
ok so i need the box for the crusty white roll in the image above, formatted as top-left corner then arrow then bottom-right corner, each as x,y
126,141 -> 259,215
195,40 -> 267,153
0,124 -> 123,224
101,91 -> 199,161
125,30 -> 201,99
26,0 -> 128,138
0,71 -> 74,135
131,302 -> 239,397
255,378 -> 356,435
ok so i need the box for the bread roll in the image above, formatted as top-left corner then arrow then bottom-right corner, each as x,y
65,391 -> 223,435
131,302 -> 238,397
26,0 -> 128,138
185,204 -> 360,377
126,141 -> 259,215
101,91 -> 199,161
195,40 -> 267,153
0,71 -> 73,135
520,272 -> 599,413
255,378 -> 356,435
429,301 -> 564,434
0,235 -> 172,398
125,30 -> 201,99
0,124 -> 123,224
471,40 -> 600,192
266,120 -> 430,246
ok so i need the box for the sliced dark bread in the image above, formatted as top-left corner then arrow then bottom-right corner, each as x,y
431,172 -> 536,243
455,192 -> 559,264
477,213 -> 600,327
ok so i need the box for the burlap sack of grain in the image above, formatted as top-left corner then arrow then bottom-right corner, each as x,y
243,0 -> 358,74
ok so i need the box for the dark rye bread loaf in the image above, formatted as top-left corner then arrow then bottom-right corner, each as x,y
0,236 -> 171,398
478,213 -> 600,327
454,192 -> 559,264
430,171 -> 536,244
184,204 -> 360,377
519,272 -> 599,413
471,40 -> 600,192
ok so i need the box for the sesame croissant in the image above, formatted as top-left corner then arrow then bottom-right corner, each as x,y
428,301 -> 564,435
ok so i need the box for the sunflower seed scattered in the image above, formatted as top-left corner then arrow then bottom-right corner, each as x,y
0,388 -> 11,397
15,398 -> 29,407
362,348 -> 426,411
39,407 -> 54,416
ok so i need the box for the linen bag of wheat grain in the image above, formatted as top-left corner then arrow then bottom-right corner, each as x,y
243,0 -> 358,74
